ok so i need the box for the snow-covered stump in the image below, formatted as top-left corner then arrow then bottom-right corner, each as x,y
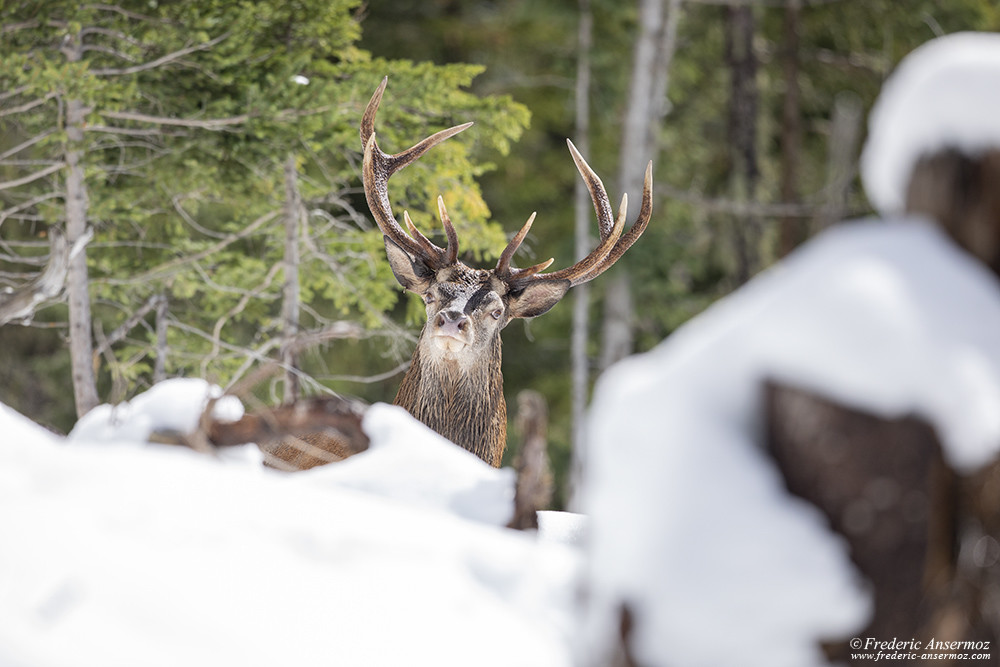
763,381 -> 992,660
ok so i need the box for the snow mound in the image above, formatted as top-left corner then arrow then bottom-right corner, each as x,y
305,403 -> 515,526
861,32 -> 1000,214
537,511 -> 589,548
580,219 -> 1000,666
68,378 -> 244,445
1,385 -> 580,666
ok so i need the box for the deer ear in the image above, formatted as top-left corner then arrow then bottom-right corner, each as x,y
507,279 -> 571,319
384,237 -> 434,293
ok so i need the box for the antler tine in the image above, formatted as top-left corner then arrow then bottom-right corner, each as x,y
538,195 -> 627,286
567,139 -> 615,240
361,76 -> 472,266
402,210 -> 442,258
571,160 -> 654,285
437,196 -> 459,265
495,212 -> 537,278
508,147 -> 652,289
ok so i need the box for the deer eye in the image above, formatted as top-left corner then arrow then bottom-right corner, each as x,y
490,308 -> 502,320
424,294 -> 435,305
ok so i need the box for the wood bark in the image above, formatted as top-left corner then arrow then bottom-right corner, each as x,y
815,92 -> 862,231
725,4 -> 760,284
766,381 -> 1000,662
599,0 -> 681,371
153,294 -> 168,384
778,0 -> 802,257
0,228 -> 77,326
63,34 -> 99,418
570,0 -> 594,487
280,154 -> 303,403
508,390 -> 553,531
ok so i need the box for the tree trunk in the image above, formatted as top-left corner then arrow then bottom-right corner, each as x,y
815,92 -> 862,231
600,0 -> 681,371
509,390 -> 553,531
280,154 -> 303,403
570,0 -> 594,488
63,34 -> 99,417
153,294 -> 168,384
725,4 -> 760,284
778,0 -> 802,257
765,381 -> 1000,660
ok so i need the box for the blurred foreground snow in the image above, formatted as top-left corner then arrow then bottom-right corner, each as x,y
579,219 -> 1000,666
0,386 -> 581,667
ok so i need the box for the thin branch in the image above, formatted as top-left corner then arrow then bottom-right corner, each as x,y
315,360 -> 411,385
83,3 -> 173,24
99,109 -> 250,129
0,192 -> 62,226
0,130 -> 57,162
91,31 -> 231,76
92,294 -> 164,357
0,163 -> 65,192
661,184 -> 824,218
94,209 -> 280,285
0,85 -> 31,104
0,92 -> 59,118
80,25 -> 145,47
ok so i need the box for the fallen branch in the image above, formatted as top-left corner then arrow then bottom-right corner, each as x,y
204,396 -> 369,455
0,227 -> 93,325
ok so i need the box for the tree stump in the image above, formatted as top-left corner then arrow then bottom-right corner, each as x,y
765,380 -> 999,664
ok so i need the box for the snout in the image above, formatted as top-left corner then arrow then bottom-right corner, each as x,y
435,310 -> 469,340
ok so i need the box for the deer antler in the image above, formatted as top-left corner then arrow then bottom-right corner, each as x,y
361,77 -> 470,268
497,139 -> 653,288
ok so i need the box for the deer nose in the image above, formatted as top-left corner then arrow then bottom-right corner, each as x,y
436,309 -> 468,337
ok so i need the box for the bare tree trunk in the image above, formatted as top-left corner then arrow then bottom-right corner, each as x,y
815,93 -> 863,231
280,154 -> 303,403
63,35 -> 99,417
599,0 -> 681,371
570,0 -> 594,489
778,0 -> 802,258
153,294 -> 168,384
725,4 -> 760,284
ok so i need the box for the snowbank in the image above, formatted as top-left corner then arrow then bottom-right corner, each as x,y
861,32 -> 1000,214
0,383 -> 580,667
68,378 -> 244,445
580,219 -> 1000,666
305,403 -> 516,526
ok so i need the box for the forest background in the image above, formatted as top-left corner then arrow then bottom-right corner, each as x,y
1,0 -> 997,504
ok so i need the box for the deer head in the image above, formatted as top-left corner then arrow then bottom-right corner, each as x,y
359,78 -> 652,468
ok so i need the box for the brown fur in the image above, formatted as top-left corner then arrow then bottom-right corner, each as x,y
394,337 -> 507,467
260,78 -> 652,472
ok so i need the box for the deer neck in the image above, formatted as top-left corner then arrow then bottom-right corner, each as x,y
393,334 -> 507,467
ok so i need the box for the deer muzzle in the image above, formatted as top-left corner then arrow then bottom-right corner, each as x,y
435,310 -> 469,341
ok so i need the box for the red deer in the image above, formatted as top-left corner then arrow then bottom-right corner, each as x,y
262,77 -> 652,470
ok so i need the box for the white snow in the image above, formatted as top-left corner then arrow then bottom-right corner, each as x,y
0,383 -> 580,667
579,219 -> 1000,666
861,32 -> 1000,214
305,403 -> 516,526
68,378 -> 244,445
537,511 -> 589,548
